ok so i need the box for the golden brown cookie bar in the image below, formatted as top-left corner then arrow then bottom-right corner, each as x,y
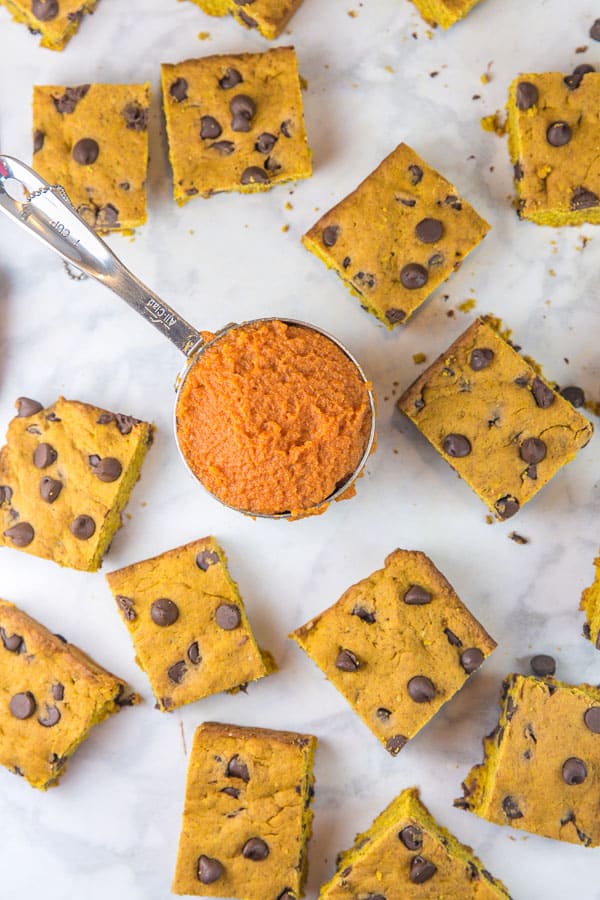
580,556 -> 600,649
456,674 -> 600,846
172,721 -> 317,898
409,0 -> 484,29
106,537 -> 276,711
0,0 -> 97,50
290,549 -> 495,756
187,0 -> 304,39
161,47 -> 311,203
0,598 -> 136,790
398,317 -> 593,519
0,396 -> 153,571
302,143 -> 489,329
321,787 -> 512,898
507,70 -> 600,225
33,82 -> 149,230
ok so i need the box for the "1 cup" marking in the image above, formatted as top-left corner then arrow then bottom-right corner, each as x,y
50,219 -> 80,247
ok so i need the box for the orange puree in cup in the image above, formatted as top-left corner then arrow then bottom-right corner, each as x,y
175,319 -> 373,516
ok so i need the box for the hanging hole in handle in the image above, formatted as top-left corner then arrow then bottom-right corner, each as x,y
3,178 -> 29,204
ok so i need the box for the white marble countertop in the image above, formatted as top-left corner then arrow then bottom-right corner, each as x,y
1,0 -> 600,897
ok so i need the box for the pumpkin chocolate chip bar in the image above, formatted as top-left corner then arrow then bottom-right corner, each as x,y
0,0 -> 97,51
409,0 -> 485,29
186,0 -> 305,40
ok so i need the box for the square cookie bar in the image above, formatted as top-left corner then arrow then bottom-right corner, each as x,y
106,537 -> 276,711
302,143 -> 489,329
0,598 -> 136,790
290,549 -> 495,756
398,317 -> 593,519
580,556 -> 600,649
409,0 -> 484,29
321,787 -> 512,899
507,70 -> 600,225
456,674 -> 600,846
161,47 -> 311,203
33,82 -> 150,230
0,0 -> 97,50
0,396 -> 153,571
172,721 -> 317,898
187,0 -> 304,40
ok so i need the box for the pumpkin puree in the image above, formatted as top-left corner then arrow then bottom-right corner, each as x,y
175,319 -> 373,516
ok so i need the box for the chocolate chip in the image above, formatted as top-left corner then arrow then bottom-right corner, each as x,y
335,648 -> 360,671
10,691 -> 36,719
591,18 -> 600,40
221,786 -> 240,798
150,598 -> 179,627
444,628 -> 462,647
240,166 -> 269,185
72,138 -> 99,165
442,433 -> 471,458
584,707 -> 600,733
114,413 -> 140,434
564,64 -> 595,90
16,397 -> 43,417
530,654 -> 556,677
168,660 -> 187,684
197,855 -> 224,884
210,140 -> 235,156
562,757 -> 588,785
385,734 -> 407,755
350,605 -> 376,625
403,584 -> 432,605
33,129 -> 45,153
264,156 -> 282,173
531,377 -> 555,408
520,437 -> 546,465
0,627 -> 23,652
515,81 -> 539,110
52,683 -> 64,701
116,595 -> 136,621
559,386 -> 585,411
97,413 -> 114,425
460,647 -> 484,673
196,549 -> 219,570
407,675 -> 435,702
277,892 -> 296,900
399,825 -> 422,850
385,308 -> 406,324
31,0 -> 58,19
38,703 -> 61,727
415,218 -> 443,243
70,515 -> 95,540
0,485 -> 12,505
408,164 -> 423,185
238,9 -> 258,26
230,94 -> 256,123
400,263 -> 428,290
122,102 -> 148,131
215,603 -> 241,630
428,252 -> 444,267
226,755 -> 249,781
571,187 -> 599,210
469,348 -> 494,371
502,795 -> 523,819
514,161 -> 524,181
33,443 -> 57,469
169,78 -> 188,101
53,85 -> 90,115
178,643 -> 199,670
410,856 -> 437,884
546,122 -> 572,147
254,132 -> 278,154
40,476 -> 62,503
322,225 -> 339,247
3,522 -> 34,546
91,457 -> 122,482
495,495 -> 520,519
242,837 -> 269,861
200,116 -> 222,140
376,707 -> 391,720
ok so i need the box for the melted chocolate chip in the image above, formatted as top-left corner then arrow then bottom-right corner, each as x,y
31,0 -> 58,20
196,549 -> 219,570
520,437 -> 546,465
115,413 -> 140,435
197,855 -> 224,884
168,660 -> 187,684
591,18 -> 600,40
230,94 -> 256,124
3,522 -> 34,546
564,64 -> 595,90
571,187 -> 599,210
376,707 -> 391,720
38,703 -> 61,727
210,140 -> 235,155
90,456 -> 122,482
200,116 -> 222,139
240,166 -> 269,185
72,138 -> 99,165
495,495 -> 520,519
219,68 -> 243,91
385,734 -> 407,755
400,263 -> 428,290
33,442 -> 57,469
242,837 -> 269,861
169,78 -> 188,102
531,377 -> 555,408
410,856 -> 437,884
408,164 -> 423,185
322,225 -> 339,247
560,385 -> 585,407
546,122 -> 572,147
187,641 -> 201,664
515,81 -> 539,110
460,648 -> 484,673
255,132 -> 277,154
351,606 -> 376,623
70,515 -> 95,540
53,85 -> 90,115
10,691 -> 36,719
16,397 -> 43,417
385,308 -> 406,324
52,683 -> 64,701
335,648 -> 360,671
407,675 -> 435,702
40,476 -> 62,503
399,825 -> 422,850
0,485 -> 12,505
584,707 -> 600,733
514,161 -> 524,181
443,433 -> 471,458
415,218 -> 443,243
150,598 -> 179,627
33,130 -> 45,153
122,102 -> 148,131
226,754 -> 250,781
470,348 -> 494,371
215,604 -> 241,630
403,584 -> 432,605
221,786 -> 240,798
530,654 -> 555,677
238,8 -> 258,26
562,757 -> 587,785
0,627 -> 23,652
116,596 -> 136,621
502,795 -> 523,819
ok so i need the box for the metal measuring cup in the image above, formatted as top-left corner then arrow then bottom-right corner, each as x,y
0,155 -> 376,518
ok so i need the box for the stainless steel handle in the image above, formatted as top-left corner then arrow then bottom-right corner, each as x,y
0,155 -> 203,358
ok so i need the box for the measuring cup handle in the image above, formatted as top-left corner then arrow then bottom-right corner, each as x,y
0,155 -> 203,358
